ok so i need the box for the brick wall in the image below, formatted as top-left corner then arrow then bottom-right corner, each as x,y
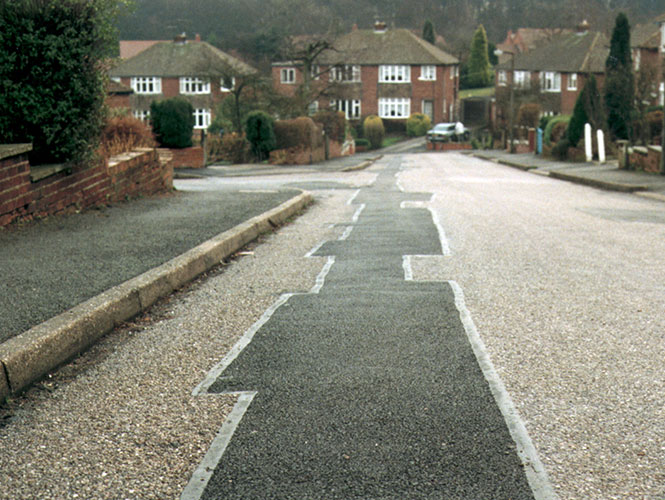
628,146 -> 662,173
0,145 -> 173,228
167,146 -> 205,168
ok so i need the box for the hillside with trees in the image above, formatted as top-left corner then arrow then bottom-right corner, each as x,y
117,0 -> 664,63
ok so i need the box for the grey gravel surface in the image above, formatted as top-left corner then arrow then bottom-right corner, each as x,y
0,182 -> 363,499
0,188 -> 298,343
400,153 -> 665,499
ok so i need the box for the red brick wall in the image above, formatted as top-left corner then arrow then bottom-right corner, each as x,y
628,146 -> 662,173
168,146 -> 205,168
0,147 -> 173,228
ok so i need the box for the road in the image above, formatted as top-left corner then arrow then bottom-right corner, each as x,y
1,151 -> 664,500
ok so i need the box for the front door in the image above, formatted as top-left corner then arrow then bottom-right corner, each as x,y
422,100 -> 434,122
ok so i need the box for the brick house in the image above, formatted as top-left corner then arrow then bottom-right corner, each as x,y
495,27 -> 571,64
272,22 -> 460,125
109,34 -> 255,130
632,12 -> 665,106
494,23 -> 608,119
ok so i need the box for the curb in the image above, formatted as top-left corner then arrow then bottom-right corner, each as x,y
547,170 -> 648,193
341,155 -> 382,172
0,191 -> 313,401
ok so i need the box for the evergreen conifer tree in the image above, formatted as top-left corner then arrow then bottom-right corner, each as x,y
423,20 -> 435,45
604,13 -> 634,140
467,25 -> 492,88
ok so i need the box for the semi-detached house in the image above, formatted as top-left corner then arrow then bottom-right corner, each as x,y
632,12 -> 665,106
109,34 -> 255,129
494,23 -> 609,118
272,22 -> 460,125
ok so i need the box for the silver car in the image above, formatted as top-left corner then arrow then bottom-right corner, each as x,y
427,122 -> 470,142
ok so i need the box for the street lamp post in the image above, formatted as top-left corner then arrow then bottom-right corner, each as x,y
495,49 -> 516,153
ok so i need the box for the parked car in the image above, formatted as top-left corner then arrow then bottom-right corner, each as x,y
427,122 -> 470,142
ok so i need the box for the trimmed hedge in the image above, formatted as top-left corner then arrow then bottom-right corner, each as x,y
406,113 -> 432,137
274,117 -> 323,150
363,115 -> 385,150
0,0 -> 111,164
150,98 -> 195,148
312,110 -> 346,143
544,115 -> 570,146
245,111 -> 276,161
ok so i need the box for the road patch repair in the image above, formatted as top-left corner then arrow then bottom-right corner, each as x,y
0,192 -> 313,401
184,158 -> 556,499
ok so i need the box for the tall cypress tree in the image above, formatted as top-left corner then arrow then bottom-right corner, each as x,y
422,20 -> 435,45
467,25 -> 492,89
604,13 -> 634,140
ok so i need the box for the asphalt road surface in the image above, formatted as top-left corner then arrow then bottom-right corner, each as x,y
184,158 -> 540,499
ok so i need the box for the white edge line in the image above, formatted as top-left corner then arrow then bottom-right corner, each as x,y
339,226 -> 354,241
402,256 -> 413,281
447,280 -> 559,500
310,256 -> 335,294
347,189 -> 360,205
191,293 -> 294,396
180,391 -> 257,500
428,207 -> 451,256
352,203 -> 365,223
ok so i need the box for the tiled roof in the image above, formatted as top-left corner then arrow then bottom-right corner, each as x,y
107,80 -> 132,94
316,28 -> 458,66
110,40 -> 255,78
496,31 -> 609,73
119,40 -> 166,60
632,12 -> 665,49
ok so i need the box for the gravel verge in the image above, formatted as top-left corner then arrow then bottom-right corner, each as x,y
0,190 -> 356,500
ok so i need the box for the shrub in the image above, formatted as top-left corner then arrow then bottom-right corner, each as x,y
406,113 -> 432,137
543,115 -> 570,146
355,138 -> 370,148
99,116 -> 155,158
150,98 -> 195,148
646,110 -> 663,142
216,132 -> 250,164
0,0 -> 115,164
551,137 -> 571,160
312,110 -> 346,142
517,103 -> 540,129
363,115 -> 385,150
245,111 -> 276,161
539,115 -> 552,131
274,117 -> 321,150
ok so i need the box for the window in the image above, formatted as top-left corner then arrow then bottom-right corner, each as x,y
331,65 -> 361,82
130,77 -> 161,94
420,65 -> 436,81
498,70 -> 507,87
660,82 -> 664,106
307,101 -> 319,116
540,71 -> 561,92
331,99 -> 361,120
180,77 -> 210,95
378,98 -> 410,118
567,73 -> 578,91
514,71 -> 530,89
281,68 -> 296,84
220,76 -> 235,92
310,64 -> 320,81
379,65 -> 411,83
193,109 -> 211,129
133,109 -> 150,122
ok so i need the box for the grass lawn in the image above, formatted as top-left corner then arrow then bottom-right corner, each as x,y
381,135 -> 404,148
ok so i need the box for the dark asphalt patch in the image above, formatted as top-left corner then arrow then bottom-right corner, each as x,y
194,159 -> 535,499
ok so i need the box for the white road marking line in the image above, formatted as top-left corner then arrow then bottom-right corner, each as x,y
448,281 -> 559,500
180,391 -> 257,500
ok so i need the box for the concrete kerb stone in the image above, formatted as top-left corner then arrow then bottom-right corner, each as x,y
0,191 -> 313,401
548,170 -> 648,193
341,155 -> 382,172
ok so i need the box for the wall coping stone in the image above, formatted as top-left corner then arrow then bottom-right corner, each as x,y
0,144 -> 32,161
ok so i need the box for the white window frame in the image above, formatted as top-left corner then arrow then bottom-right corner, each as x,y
180,77 -> 210,95
420,65 -> 436,81
331,99 -> 361,120
567,73 -> 578,91
498,70 -> 507,87
379,65 -> 411,83
540,71 -> 561,92
133,109 -> 150,122
220,76 -> 236,92
193,108 -> 211,130
310,64 -> 320,81
280,67 -> 296,84
307,100 -> 319,116
514,71 -> 530,89
330,65 -> 361,83
130,77 -> 162,95
378,98 -> 411,119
